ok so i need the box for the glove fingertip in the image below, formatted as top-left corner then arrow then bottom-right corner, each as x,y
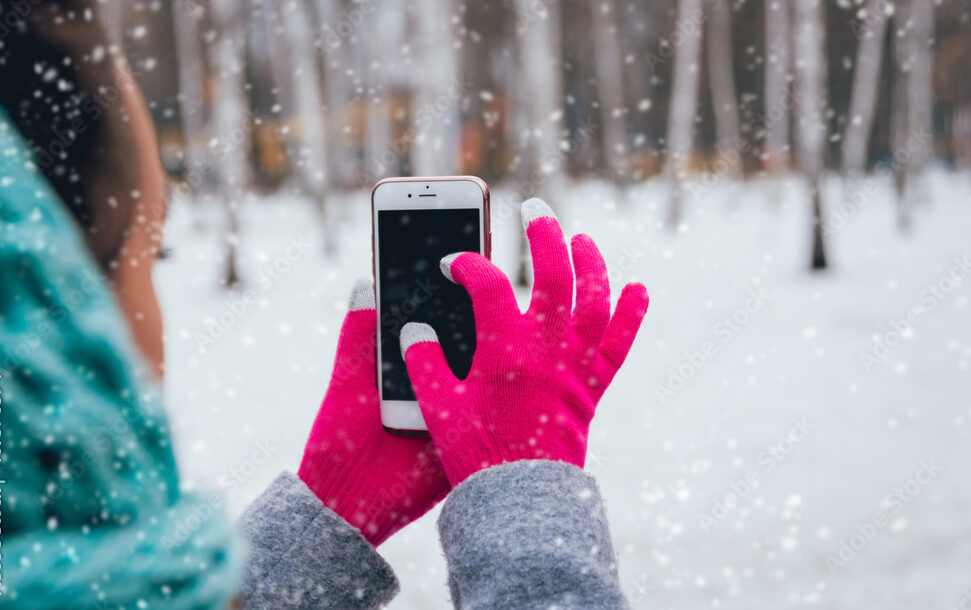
400,322 -> 439,360
440,252 -> 463,282
622,282 -> 650,313
349,278 -> 375,311
570,232 -> 595,249
521,197 -> 557,231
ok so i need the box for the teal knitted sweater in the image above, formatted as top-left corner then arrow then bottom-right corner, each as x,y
0,110 -> 241,607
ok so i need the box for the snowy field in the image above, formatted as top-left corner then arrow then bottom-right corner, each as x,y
156,173 -> 971,609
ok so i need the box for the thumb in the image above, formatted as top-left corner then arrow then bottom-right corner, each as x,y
400,322 -> 459,426
332,279 -> 377,383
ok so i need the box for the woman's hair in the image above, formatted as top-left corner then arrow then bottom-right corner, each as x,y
0,0 -> 140,268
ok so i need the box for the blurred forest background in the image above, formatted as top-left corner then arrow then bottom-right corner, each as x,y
99,0 -> 971,282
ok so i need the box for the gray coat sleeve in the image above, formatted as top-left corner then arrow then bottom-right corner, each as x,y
237,471 -> 399,609
437,460 -> 629,609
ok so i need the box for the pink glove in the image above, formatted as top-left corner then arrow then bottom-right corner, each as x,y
298,280 -> 450,547
400,198 -> 649,485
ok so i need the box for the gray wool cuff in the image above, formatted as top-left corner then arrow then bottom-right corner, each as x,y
437,460 -> 629,609
238,471 -> 399,609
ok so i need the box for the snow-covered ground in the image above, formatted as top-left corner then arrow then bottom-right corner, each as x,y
157,173 -> 971,609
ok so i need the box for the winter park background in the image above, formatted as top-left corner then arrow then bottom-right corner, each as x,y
60,0 -> 971,608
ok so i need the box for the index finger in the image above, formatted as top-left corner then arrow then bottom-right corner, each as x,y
522,198 -> 573,324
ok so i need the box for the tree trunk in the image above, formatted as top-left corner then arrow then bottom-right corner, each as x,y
665,0 -> 704,226
706,0 -> 741,174
312,0 -> 355,188
953,106 -> 971,173
842,0 -> 890,175
763,0 -> 790,172
890,0 -> 934,230
364,8 -> 400,183
277,0 -> 335,253
411,0 -> 460,175
172,0 -> 208,208
890,8 -> 910,230
590,0 -> 629,181
620,0 -> 651,170
904,0 -> 934,210
209,0 -> 251,288
259,0 -> 299,159
513,0 -> 566,286
793,0 -> 828,270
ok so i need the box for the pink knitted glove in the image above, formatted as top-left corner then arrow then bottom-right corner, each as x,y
298,280 -> 450,547
400,198 -> 649,485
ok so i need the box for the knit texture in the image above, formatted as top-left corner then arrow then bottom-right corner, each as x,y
239,471 -> 399,608
402,199 -> 649,485
0,109 -> 241,607
438,460 -> 630,609
297,279 -> 450,546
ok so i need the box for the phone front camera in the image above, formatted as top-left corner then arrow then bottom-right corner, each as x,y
408,194 -> 412,198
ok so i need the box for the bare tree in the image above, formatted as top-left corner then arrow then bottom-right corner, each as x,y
412,0 -> 460,175
258,0 -> 298,146
706,0 -> 741,174
793,0 -> 828,270
277,0 -> 336,253
209,0 -> 251,287
906,0 -> 935,166
172,0 -> 208,214
842,0 -> 891,175
901,0 -> 935,215
620,0 -> 652,161
590,0 -> 629,181
312,0 -> 355,188
513,0 -> 566,285
664,0 -> 704,226
365,7 -> 403,181
763,0 -> 790,172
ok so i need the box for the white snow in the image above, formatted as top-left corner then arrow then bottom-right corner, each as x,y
157,172 -> 971,609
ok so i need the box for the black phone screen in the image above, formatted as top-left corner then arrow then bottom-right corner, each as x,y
377,208 -> 480,401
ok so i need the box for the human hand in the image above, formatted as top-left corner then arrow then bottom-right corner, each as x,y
400,198 -> 649,485
298,280 -> 450,546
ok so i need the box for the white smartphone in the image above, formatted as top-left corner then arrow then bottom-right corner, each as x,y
371,176 -> 491,432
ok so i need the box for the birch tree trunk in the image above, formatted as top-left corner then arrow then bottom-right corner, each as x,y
904,0 -> 934,204
172,0 -> 208,210
364,7 -> 400,182
412,0 -> 460,175
209,0 -> 251,287
313,0 -> 354,188
706,0 -> 741,174
620,1 -> 653,174
793,0 -> 828,270
906,0 -> 935,161
277,0 -> 335,253
664,0 -> 704,226
764,0 -> 790,172
514,0 -> 566,285
891,27 -> 910,229
890,0 -> 934,230
591,0 -> 629,181
842,0 -> 890,175
259,0 -> 299,158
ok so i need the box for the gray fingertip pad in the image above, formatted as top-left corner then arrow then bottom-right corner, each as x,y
521,197 -> 556,231
400,322 -> 438,358
349,278 -> 375,311
440,252 -> 462,282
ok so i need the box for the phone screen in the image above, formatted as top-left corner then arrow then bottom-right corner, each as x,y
377,208 -> 480,401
